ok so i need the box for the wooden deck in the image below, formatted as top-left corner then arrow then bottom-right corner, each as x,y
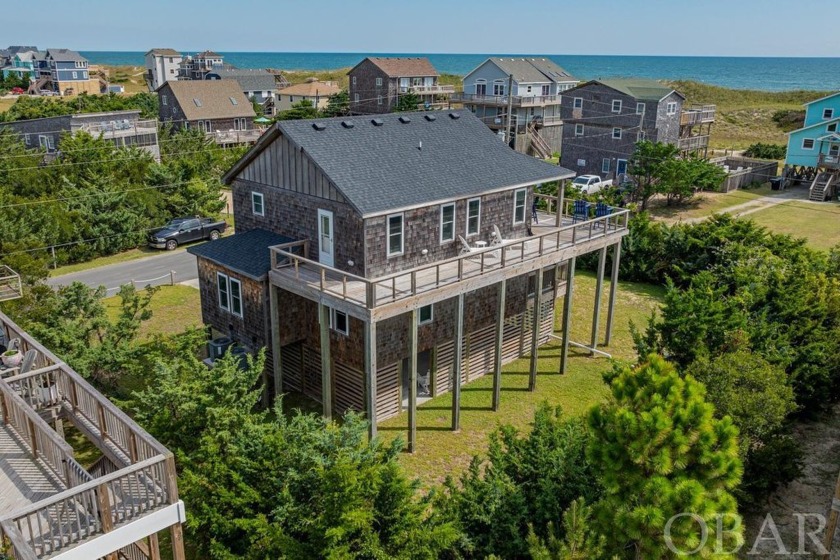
0,424 -> 66,517
269,208 -> 629,321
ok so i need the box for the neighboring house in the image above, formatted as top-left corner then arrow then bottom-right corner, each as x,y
348,57 -> 453,114
275,80 -> 341,112
205,68 -> 278,115
1,45 -> 37,66
43,48 -> 99,94
157,79 -> 259,145
144,48 -> 183,90
180,50 -> 224,80
454,57 -> 578,158
560,79 -> 714,180
0,109 -> 160,160
189,110 -> 629,450
1,50 -> 38,81
785,91 -> 840,200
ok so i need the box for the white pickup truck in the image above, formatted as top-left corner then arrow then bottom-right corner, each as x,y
571,175 -> 613,195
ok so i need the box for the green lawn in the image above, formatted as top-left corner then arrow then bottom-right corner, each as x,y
378,272 -> 664,487
647,185 -> 776,221
747,200 -> 840,251
104,284 -> 203,339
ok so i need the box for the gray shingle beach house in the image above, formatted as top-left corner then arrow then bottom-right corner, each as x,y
189,110 -> 629,450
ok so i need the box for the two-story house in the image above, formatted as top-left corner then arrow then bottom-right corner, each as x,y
144,48 -> 183,90
205,68 -> 278,116
188,110 -> 630,450
560,79 -> 694,180
348,57 -> 453,114
275,80 -> 341,112
454,57 -> 578,157
179,50 -> 224,80
157,79 -> 259,145
785,91 -> 840,200
1,50 -> 38,82
44,48 -> 99,95
0,109 -> 160,160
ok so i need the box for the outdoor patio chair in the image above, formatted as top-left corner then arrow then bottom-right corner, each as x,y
594,202 -> 611,228
491,225 -> 509,246
418,371 -> 431,396
458,235 -> 476,255
19,349 -> 38,374
572,200 -> 589,223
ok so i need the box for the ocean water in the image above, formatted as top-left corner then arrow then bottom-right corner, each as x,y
81,51 -> 840,92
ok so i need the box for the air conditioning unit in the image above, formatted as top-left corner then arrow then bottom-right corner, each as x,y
229,345 -> 249,370
208,337 -> 233,360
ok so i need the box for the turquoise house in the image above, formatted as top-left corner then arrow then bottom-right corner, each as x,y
785,92 -> 840,169
1,51 -> 38,81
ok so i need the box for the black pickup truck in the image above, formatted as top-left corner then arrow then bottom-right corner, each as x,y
148,217 -> 227,250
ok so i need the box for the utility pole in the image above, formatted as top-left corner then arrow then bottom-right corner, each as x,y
505,73 -> 514,149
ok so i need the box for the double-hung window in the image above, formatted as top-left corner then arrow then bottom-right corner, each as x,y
251,192 -> 264,216
573,97 -> 583,109
636,102 -> 645,114
418,304 -> 433,325
330,308 -> 349,335
666,102 -> 677,115
217,273 -> 242,317
612,127 -> 622,140
602,158 -> 611,174
574,123 -> 584,136
803,138 -> 815,150
824,108 -> 834,119
466,198 -> 481,236
387,213 -> 404,256
612,99 -> 622,113
513,188 -> 526,224
440,203 -> 455,243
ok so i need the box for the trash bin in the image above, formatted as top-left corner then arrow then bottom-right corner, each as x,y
770,177 -> 783,191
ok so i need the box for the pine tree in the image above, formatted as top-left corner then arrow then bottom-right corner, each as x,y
587,355 -> 743,559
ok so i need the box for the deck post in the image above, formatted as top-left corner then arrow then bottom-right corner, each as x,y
365,320 -> 377,439
149,533 -> 161,560
605,242 -> 622,346
590,246 -> 607,354
269,284 -> 283,399
492,279 -> 506,411
319,303 -> 332,421
408,309 -> 418,453
560,257 -> 576,374
555,180 -> 565,227
452,293 -> 464,432
528,268 -> 543,391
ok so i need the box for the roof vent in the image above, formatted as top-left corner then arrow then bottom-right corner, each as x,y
371,118 -> 384,126
449,112 -> 461,120
424,114 -> 436,122
341,120 -> 355,128
312,122 -> 327,131
399,116 -> 411,124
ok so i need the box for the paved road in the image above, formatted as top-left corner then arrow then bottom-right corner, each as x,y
48,249 -> 198,293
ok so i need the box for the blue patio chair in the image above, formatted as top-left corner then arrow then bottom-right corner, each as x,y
573,200 -> 589,223
594,202 -> 611,229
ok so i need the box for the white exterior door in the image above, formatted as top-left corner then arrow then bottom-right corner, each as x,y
317,209 -> 334,267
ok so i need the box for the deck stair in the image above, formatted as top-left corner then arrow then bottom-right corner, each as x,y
809,171 -> 835,201
527,121 -> 552,159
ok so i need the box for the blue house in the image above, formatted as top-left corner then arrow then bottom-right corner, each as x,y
785,92 -> 840,200
44,48 -> 99,95
1,51 -> 38,82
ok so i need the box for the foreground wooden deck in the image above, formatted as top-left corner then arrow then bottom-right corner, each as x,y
0,424 -> 65,517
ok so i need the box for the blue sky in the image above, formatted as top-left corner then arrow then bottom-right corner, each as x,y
4,0 -> 838,57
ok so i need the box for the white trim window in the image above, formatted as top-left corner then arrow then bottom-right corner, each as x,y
602,158 -> 611,174
574,123 -> 584,136
466,198 -> 481,236
387,213 -> 404,257
354,93 -> 360,103
251,192 -> 264,216
636,102 -> 645,114
375,77 -> 382,87
612,99 -> 622,113
802,138 -> 815,150
475,79 -> 487,95
440,203 -> 455,243
352,76 -> 356,85
573,97 -> 583,109
513,188 -> 526,224
161,95 -> 167,106
493,80 -> 505,96
217,273 -> 243,317
612,127 -> 622,140
377,95 -> 383,105
666,102 -> 677,115
824,108 -> 834,120
828,123 -> 838,133
418,304 -> 433,325
330,308 -> 349,335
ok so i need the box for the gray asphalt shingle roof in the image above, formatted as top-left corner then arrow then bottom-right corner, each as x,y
187,229 -> 294,280
209,68 -> 277,92
488,58 -> 576,84
46,48 -> 87,63
228,111 -> 573,217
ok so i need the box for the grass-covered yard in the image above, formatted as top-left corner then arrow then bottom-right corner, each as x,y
747,200 -> 840,251
378,271 -> 664,487
647,185 -> 777,222
103,284 -> 203,339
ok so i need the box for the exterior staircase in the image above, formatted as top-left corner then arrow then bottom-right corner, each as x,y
527,121 -> 552,159
809,172 -> 835,202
